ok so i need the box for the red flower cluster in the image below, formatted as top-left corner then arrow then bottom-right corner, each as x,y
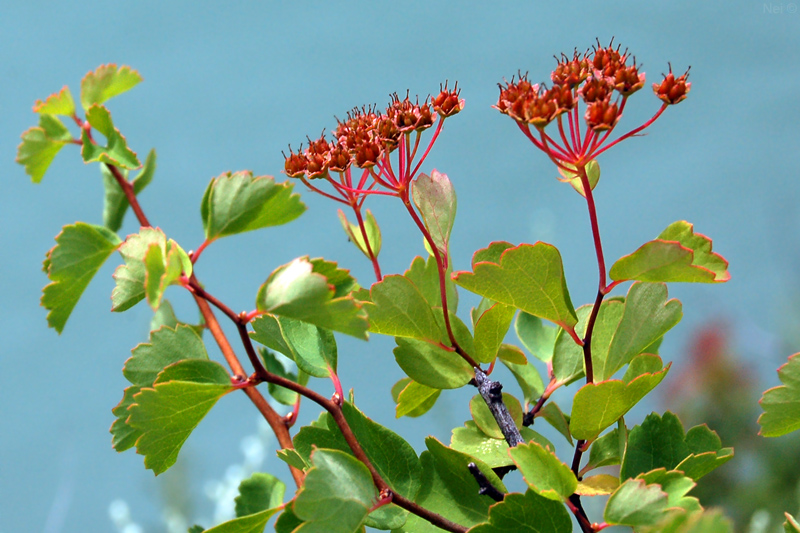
283,84 -> 463,205
496,40 -> 690,172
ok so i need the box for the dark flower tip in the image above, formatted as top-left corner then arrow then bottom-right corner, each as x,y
433,81 -> 465,117
653,64 -> 691,105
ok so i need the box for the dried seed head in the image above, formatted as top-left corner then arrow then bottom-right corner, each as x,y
283,146 -> 307,178
585,98 -> 620,131
433,82 -> 464,117
551,50 -> 590,88
653,65 -> 691,105
613,60 -> 646,96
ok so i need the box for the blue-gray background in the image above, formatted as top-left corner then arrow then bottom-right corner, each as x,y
2,1 -> 798,531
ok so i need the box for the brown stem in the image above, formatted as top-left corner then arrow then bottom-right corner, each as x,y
392,492 -> 468,533
105,163 -> 151,228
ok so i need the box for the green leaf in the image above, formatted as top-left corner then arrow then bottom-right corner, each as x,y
123,324 -> 208,386
582,427 -> 623,475
256,257 -> 368,339
583,299 -> 626,382
621,412 -> 733,481
538,402 -> 573,446
151,299 -> 179,331
451,422 -> 552,469
473,303 -> 516,364
17,114 -> 74,183
637,469 -> 700,513
392,378 -> 441,418
453,243 -> 577,331
509,441 -> 577,501
338,209 -> 382,259
112,228 -> 190,312
201,171 -> 305,240
293,448 -> 377,533
574,474 -> 619,496
41,222 -> 121,332
501,356 -> 544,405
604,282 -> 682,380
496,343 -> 527,365
362,274 -> 441,341
759,352 -> 800,437
34,86 -> 76,116
412,170 -> 457,256
394,337 -> 474,389
277,448 -> 309,471
785,513 -> 800,533
127,359 -> 233,474
473,241 -> 514,264
111,386 -> 142,452
610,221 -> 730,283
551,305 -> 591,385
569,359 -> 670,441
202,508 -> 279,533
80,64 -> 143,110
470,393 -> 523,440
604,478 -> 669,527
399,438 -> 504,532
641,508 -> 734,533
557,160 -> 600,197
515,312 -> 558,363
235,472 -> 285,517
404,255 -> 459,315
467,489 -> 572,533
259,349 -> 306,405
250,314 -> 336,378
81,104 -> 140,169
102,149 -> 157,232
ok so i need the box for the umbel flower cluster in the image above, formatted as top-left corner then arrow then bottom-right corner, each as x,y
495,39 -> 691,172
283,84 -> 463,206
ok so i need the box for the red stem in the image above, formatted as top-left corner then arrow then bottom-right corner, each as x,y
352,206 -> 382,281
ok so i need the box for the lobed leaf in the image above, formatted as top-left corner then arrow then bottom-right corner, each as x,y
610,221 -> 729,283
81,104 -> 140,169
509,441 -> 577,501
256,257 -> 368,339
101,149 -> 157,232
234,472 -> 285,518
201,171 -> 305,241
123,324 -> 208,386
412,170 -> 457,256
80,64 -> 142,110
453,243 -> 577,331
758,352 -> 800,437
604,478 -> 669,527
640,508 -> 733,533
467,489 -> 572,533
127,359 -> 233,474
34,86 -> 76,116
620,412 -> 733,481
41,222 -> 121,332
17,114 -> 74,183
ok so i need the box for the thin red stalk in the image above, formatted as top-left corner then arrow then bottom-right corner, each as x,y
539,129 -> 573,160
407,130 -> 423,163
300,175 -> 348,204
580,168 -> 607,291
335,182 -> 399,198
106,164 -> 151,227
572,101 -> 584,153
408,119 -> 444,179
588,103 -> 667,159
376,154 -> 399,186
517,122 -> 547,151
353,206 -> 382,281
191,238 -> 213,264
538,131 -> 577,173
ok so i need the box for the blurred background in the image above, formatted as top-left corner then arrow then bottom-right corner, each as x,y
2,1 -> 799,531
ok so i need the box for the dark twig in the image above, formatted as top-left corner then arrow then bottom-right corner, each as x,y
473,368 -> 524,447
467,463 -> 505,502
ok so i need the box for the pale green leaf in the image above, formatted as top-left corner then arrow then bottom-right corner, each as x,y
102,149 -> 157,232
362,274 -> 441,341
80,64 -> 143,110
234,472 -> 285,517
202,508 -> 279,533
473,303 -> 516,364
392,378 -> 441,418
467,489 -> 572,533
412,170 -> 457,256
250,314 -> 336,378
604,478 -> 669,527
538,402 -> 573,446
16,114 -> 74,182
404,255 -> 458,313
574,474 -> 619,496
501,356 -> 544,405
81,104 -> 140,169
510,441 -> 576,501
515,312 -> 558,363
451,422 -> 552,469
470,393 -> 523,440
394,337 -> 473,389
338,209 -> 382,259
41,222 -> 121,332
123,324 -> 208,386
759,352 -> 800,437
34,86 -> 76,116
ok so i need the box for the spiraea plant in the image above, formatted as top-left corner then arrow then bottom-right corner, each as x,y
15,41 -> 800,532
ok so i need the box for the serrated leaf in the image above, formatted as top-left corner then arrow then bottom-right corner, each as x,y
467,489 -> 573,533
338,209 -> 382,259
144,240 -> 191,310
123,324 -> 208,386
250,314 -> 336,378
641,508 -> 734,533
509,441 -> 577,501
404,255 -> 459,314
501,356 -> 544,405
110,386 -> 142,452
569,360 -> 670,441
637,469 -> 700,513
538,402 -> 573,446
557,160 -> 600,197
202,508 -> 279,533
393,337 -> 473,389
81,104 -> 140,169
201,171 -> 305,241
412,170 -> 457,256
604,478 -> 669,527
80,64 -> 142,110
453,243 -> 577,331
392,378 -> 441,418
34,86 -> 76,116
759,352 -> 800,437
575,474 -> 619,496
582,427 -> 624,476
398,438 -> 504,532
256,257 -> 367,339
292,448 -> 377,533
470,393 -> 523,440
451,422 -> 552,469
235,472 -> 285,518
277,448 -> 309,471
473,303 -> 516,364
610,221 -> 729,283
102,149 -> 157,232
127,360 -> 233,474
17,115 -> 74,183
621,412 -> 733,481
362,274 -> 441,341
41,222 -> 121,332
515,312 -> 558,363
604,282 -> 682,380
